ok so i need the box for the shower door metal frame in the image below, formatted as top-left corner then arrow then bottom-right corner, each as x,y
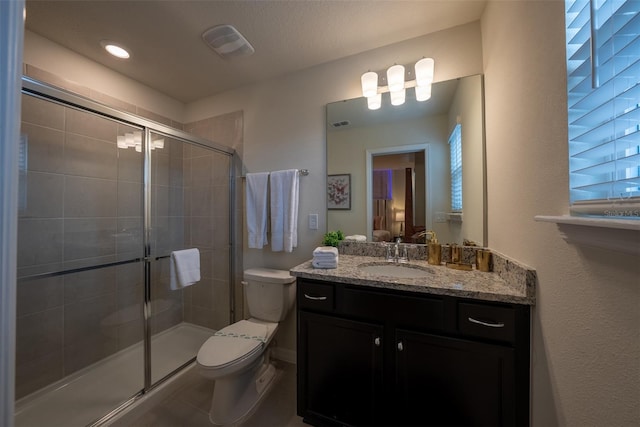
19,77 -> 238,425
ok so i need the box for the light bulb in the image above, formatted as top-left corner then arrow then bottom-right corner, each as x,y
415,58 -> 434,86
415,84 -> 432,102
361,71 -> 379,98
387,65 -> 405,92
367,93 -> 382,110
390,89 -> 406,106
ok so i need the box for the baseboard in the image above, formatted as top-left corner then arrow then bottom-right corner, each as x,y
272,347 -> 296,364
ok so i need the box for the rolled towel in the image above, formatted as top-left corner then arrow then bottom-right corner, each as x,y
344,235 -> 367,242
313,246 -> 339,257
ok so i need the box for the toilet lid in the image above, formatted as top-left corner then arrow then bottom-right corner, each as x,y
197,320 -> 269,368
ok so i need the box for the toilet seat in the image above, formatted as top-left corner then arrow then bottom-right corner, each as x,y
197,320 -> 276,370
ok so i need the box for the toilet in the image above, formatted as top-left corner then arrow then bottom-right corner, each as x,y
196,268 -> 296,425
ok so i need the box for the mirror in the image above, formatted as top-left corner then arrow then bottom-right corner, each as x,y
327,74 -> 486,246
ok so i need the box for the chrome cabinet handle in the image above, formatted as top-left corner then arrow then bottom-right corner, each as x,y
374,337 -> 381,347
468,317 -> 505,328
303,293 -> 327,301
397,341 -> 403,351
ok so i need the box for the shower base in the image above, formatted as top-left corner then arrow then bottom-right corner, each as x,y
15,322 -> 214,427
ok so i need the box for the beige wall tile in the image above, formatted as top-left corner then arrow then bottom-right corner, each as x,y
17,276 -> 64,317
65,106 -> 118,142
117,181 -> 143,217
64,266 -> 117,304
20,123 -> 65,174
20,172 -> 64,219
17,218 -> 63,268
64,176 -> 117,217
64,133 -> 117,179
21,93 -> 65,129
63,218 -> 117,261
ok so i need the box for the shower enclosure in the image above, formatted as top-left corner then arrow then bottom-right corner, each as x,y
14,78 -> 236,426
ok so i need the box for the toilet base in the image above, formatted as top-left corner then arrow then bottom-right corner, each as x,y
208,358 -> 278,425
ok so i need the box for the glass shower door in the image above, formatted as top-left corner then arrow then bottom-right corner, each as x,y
14,93 -> 145,426
147,132 -> 232,384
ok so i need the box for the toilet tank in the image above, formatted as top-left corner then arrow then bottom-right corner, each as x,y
243,268 -> 296,322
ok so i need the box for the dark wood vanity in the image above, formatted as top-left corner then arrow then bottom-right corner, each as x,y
292,254 -> 534,427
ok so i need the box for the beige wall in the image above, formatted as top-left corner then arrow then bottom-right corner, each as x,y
482,1 -> 639,426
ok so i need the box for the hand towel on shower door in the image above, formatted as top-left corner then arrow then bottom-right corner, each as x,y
246,172 -> 270,248
270,169 -> 299,252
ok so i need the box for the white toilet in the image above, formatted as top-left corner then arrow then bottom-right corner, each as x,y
196,268 -> 296,425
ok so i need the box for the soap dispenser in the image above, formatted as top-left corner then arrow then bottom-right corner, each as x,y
426,231 -> 442,265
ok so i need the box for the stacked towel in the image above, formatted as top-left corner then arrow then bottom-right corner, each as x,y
312,246 -> 339,269
344,235 -> 367,242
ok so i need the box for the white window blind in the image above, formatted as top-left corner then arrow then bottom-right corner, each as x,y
449,124 -> 463,212
565,0 -> 640,218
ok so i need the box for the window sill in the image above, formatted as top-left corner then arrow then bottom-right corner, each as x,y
534,215 -> 640,255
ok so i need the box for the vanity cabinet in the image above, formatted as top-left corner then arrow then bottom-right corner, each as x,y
296,278 -> 530,427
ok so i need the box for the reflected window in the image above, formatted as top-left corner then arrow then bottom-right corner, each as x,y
449,124 -> 463,212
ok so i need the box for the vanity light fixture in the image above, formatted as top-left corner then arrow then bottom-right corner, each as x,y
101,40 -> 130,59
360,58 -> 435,109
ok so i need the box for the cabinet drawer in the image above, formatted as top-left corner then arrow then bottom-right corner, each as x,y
342,287 -> 445,331
458,302 -> 516,343
298,280 -> 334,312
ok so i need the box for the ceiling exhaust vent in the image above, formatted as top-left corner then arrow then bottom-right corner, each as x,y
332,120 -> 351,128
202,24 -> 255,59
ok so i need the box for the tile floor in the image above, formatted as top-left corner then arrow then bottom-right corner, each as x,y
124,361 -> 307,427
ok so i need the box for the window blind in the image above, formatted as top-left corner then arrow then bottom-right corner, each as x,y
565,0 -> 640,217
449,124 -> 463,212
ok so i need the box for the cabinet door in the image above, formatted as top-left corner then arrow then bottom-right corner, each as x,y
395,329 -> 516,426
298,311 -> 384,426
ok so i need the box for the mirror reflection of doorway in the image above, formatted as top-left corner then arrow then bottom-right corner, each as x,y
371,150 -> 426,242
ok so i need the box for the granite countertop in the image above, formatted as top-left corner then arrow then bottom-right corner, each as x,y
290,254 -> 536,305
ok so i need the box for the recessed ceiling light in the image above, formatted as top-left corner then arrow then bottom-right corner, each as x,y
100,40 -> 130,59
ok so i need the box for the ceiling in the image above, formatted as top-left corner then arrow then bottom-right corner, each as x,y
24,0 -> 487,104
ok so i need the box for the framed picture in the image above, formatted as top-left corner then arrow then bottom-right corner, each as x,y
327,174 -> 351,210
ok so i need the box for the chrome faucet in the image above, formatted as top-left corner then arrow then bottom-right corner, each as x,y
386,238 -> 409,263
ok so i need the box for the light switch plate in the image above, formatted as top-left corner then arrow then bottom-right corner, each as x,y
435,212 -> 447,223
309,213 -> 318,230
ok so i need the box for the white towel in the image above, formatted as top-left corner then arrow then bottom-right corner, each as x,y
170,248 -> 201,290
344,235 -> 367,242
312,259 -> 338,269
246,172 -> 270,249
270,169 -> 299,252
313,254 -> 338,261
313,246 -> 339,257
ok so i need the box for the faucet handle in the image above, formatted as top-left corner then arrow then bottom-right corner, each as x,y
398,244 -> 409,263
385,243 -> 394,262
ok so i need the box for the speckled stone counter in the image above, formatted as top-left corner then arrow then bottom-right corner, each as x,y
290,249 -> 536,305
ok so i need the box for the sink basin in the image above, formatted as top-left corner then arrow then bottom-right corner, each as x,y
358,263 -> 433,278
